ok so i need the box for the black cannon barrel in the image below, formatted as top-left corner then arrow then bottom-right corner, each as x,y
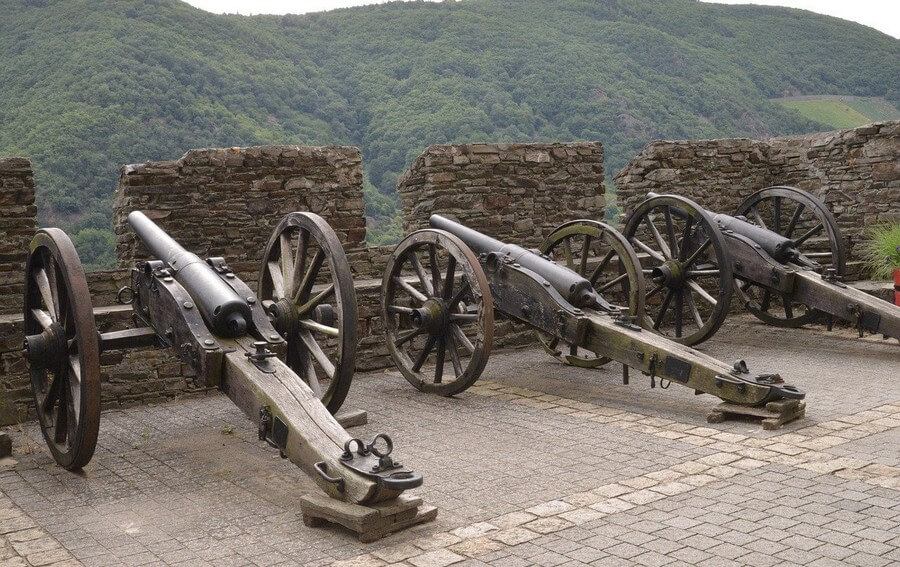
429,214 -> 600,309
127,211 -> 251,337
645,192 -> 800,264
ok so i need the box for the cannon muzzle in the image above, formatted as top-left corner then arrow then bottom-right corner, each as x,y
127,211 -> 251,337
429,215 -> 606,310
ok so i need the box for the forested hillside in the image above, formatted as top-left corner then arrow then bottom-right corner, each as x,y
1,0 -> 897,267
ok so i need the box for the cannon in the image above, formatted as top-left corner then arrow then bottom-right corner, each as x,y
379,214 -> 805,427
622,186 -> 900,346
22,211 -> 434,541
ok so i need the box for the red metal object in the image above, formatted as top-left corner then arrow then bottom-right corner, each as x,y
893,268 -> 900,306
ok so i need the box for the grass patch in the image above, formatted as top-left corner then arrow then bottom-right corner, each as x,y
779,99 -> 874,129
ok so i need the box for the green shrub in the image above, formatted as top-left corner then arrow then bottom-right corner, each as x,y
860,224 -> 900,280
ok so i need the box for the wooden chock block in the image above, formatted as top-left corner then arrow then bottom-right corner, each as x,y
707,400 -> 806,430
335,409 -> 368,429
299,492 -> 437,542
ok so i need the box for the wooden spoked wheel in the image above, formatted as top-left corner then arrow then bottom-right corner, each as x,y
734,186 -> 846,328
23,229 -> 101,470
382,229 -> 493,396
624,195 -> 733,346
537,220 -> 646,367
258,212 -> 358,414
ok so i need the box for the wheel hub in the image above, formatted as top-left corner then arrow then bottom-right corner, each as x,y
651,260 -> 685,288
267,297 -> 300,337
23,322 -> 67,370
410,300 -> 447,335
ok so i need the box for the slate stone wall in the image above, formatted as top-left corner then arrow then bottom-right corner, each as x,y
398,143 -> 606,247
0,158 -> 36,313
113,145 -> 369,285
615,121 -> 900,275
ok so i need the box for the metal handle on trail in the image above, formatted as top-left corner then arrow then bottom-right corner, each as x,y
314,461 -> 346,493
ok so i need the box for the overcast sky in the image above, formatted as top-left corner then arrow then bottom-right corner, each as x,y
183,0 -> 900,38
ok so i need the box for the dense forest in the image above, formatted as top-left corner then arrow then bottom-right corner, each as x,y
1,0 -> 897,268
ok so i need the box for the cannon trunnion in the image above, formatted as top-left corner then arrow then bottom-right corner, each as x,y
381,214 -> 805,420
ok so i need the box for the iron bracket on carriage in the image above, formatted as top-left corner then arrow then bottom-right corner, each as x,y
20,210 -> 435,542
622,186 -> 900,346
379,213 -> 806,428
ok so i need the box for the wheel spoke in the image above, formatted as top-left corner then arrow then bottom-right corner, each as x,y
682,239 -> 711,269
412,335 -> 436,372
784,203 -> 805,237
54,380 -> 68,444
687,280 -> 718,306
578,235 -> 592,277
292,248 -> 326,303
409,253 -> 435,296
298,319 -> 339,337
428,244 -> 442,293
686,269 -> 720,277
562,238 -> 575,270
291,229 -> 310,294
685,289 -> 704,328
646,283 -> 664,299
298,330 -> 335,379
279,233 -> 295,299
442,256 -> 457,300
645,216 -> 672,259
65,377 -> 78,445
663,207 -> 679,259
674,290 -> 684,338
42,370 -> 63,415
393,276 -> 428,304
782,294 -> 794,319
773,197 -> 782,234
596,272 -> 628,294
267,261 -> 285,299
295,343 -> 322,398
68,356 -> 81,421
794,223 -> 823,247
296,283 -> 335,315
433,337 -> 446,384
447,279 -> 471,311
678,216 -> 694,261
32,308 -> 53,329
450,324 -> 475,353
34,268 -> 58,321
631,237 -> 666,263
588,249 -> 616,284
387,305 -> 415,315
449,313 -> 478,323
447,334 -> 463,379
760,289 -> 772,312
653,289 -> 675,330
395,327 -> 425,347
749,206 -> 768,230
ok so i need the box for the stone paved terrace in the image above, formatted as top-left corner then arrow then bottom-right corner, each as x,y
0,315 -> 898,567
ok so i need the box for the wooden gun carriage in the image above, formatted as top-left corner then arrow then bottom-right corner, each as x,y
21,211 -> 434,541
622,186 -> 900,346
379,214 -> 806,427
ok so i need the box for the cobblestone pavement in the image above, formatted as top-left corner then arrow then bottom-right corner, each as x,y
1,316 -> 897,566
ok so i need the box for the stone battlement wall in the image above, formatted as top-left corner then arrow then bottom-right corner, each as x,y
2,142 -> 606,424
398,143 -> 606,247
615,121 -> 900,275
113,145 -> 370,285
0,158 -> 37,313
